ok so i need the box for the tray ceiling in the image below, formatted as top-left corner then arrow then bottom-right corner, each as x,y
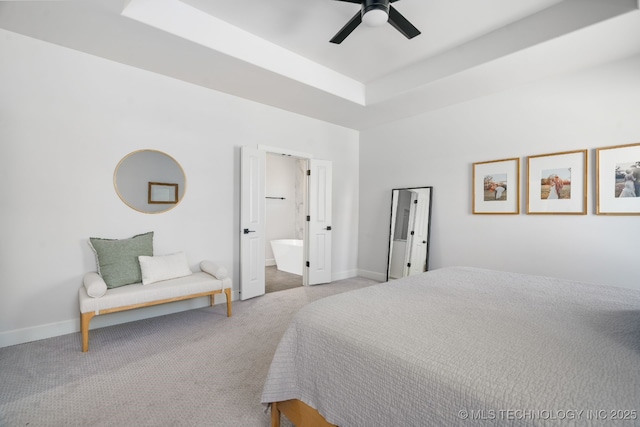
1,0 -> 639,129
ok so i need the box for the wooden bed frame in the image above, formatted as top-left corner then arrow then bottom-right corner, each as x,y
270,399 -> 336,427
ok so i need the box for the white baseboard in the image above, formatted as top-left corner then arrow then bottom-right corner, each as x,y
331,269 -> 359,282
0,318 -> 79,349
0,294 -> 236,349
265,259 -> 276,267
358,269 -> 387,282
1,270 -> 381,349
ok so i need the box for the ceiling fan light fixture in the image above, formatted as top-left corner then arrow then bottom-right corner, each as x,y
362,8 -> 388,27
330,0 -> 420,44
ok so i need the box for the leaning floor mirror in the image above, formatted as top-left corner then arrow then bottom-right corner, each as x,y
387,187 -> 433,281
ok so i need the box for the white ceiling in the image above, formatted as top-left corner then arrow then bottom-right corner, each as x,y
180,0 -> 564,83
1,0 -> 640,130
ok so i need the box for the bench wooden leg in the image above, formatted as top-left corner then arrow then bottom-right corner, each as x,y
224,287 -> 232,317
271,402 -> 281,427
210,289 -> 232,317
80,311 -> 95,352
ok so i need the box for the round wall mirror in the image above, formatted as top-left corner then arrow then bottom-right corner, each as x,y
114,149 -> 186,214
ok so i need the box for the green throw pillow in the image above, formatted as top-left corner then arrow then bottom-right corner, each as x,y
89,232 -> 154,288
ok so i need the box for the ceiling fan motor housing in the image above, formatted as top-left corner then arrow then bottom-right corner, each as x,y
362,0 -> 390,15
330,0 -> 419,43
361,0 -> 390,26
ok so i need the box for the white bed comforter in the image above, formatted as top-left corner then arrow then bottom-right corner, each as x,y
261,267 -> 640,426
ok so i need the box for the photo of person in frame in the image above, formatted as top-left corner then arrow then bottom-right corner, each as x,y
483,173 -> 507,201
615,161 -> 640,198
541,168 -> 571,200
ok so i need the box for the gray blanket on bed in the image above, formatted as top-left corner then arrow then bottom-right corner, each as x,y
261,267 -> 640,426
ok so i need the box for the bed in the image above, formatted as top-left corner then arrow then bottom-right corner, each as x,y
261,267 -> 640,426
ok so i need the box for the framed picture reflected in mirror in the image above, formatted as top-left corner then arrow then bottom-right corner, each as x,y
148,182 -> 179,204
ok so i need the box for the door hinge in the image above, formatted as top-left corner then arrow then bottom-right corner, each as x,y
306,215 -> 310,221
414,199 -> 418,204
410,230 -> 415,235
307,170 -> 311,176
407,263 -> 411,268
306,261 -> 310,267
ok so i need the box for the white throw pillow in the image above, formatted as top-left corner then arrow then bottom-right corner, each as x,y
138,252 -> 192,285
83,272 -> 108,298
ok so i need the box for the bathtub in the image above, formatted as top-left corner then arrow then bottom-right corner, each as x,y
270,239 -> 303,276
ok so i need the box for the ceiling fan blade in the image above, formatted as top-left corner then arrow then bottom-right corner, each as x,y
388,5 -> 421,39
330,11 -> 362,44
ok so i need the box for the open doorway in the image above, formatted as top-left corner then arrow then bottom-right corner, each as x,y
240,145 -> 333,300
265,153 -> 305,293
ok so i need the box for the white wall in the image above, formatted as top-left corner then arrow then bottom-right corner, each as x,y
359,53 -> 640,289
0,30 -> 359,347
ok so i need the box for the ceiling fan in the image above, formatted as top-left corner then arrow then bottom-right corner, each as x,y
330,0 -> 421,44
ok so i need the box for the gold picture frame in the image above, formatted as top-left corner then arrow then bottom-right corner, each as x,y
472,157 -> 520,214
526,149 -> 587,215
596,142 -> 640,215
148,182 -> 178,204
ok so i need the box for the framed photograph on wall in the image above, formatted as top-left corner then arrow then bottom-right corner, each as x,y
148,182 -> 179,204
472,157 -> 520,214
527,149 -> 587,215
596,142 -> 640,215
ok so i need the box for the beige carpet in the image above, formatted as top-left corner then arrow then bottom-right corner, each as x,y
0,276 -> 378,427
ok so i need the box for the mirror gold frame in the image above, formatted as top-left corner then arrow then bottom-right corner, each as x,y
114,149 -> 186,214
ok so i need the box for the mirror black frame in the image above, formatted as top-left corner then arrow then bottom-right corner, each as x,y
386,186 -> 433,281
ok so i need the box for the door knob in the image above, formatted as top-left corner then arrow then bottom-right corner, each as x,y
243,228 -> 256,234
324,226 -> 332,231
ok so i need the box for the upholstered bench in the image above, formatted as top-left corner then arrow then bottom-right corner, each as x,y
80,231 -> 232,352
79,255 -> 232,352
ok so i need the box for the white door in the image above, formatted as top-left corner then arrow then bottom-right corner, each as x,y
407,188 -> 431,275
240,146 -> 266,300
306,159 -> 332,285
